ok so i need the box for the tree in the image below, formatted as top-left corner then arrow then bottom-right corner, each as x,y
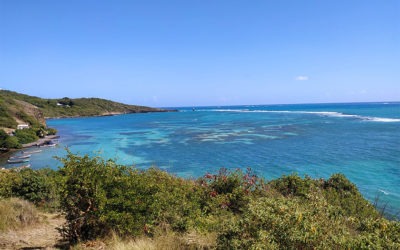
0,129 -> 21,149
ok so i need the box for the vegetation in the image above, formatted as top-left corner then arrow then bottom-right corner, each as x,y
0,129 -> 21,149
0,99 -> 18,128
0,89 -> 171,121
14,128 -> 39,144
0,126 -> 58,150
0,152 -> 399,248
0,89 -> 170,149
0,198 -> 39,232
0,168 -> 60,211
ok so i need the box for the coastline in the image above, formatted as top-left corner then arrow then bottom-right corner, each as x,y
21,135 -> 60,148
44,109 -> 178,120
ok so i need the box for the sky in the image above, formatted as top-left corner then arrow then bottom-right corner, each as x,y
0,0 -> 399,107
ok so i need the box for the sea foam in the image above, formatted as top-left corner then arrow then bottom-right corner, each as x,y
206,109 -> 400,122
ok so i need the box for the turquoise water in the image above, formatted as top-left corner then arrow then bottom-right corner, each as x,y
5,102 -> 400,216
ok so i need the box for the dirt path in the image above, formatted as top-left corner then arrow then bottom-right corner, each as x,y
0,213 -> 66,250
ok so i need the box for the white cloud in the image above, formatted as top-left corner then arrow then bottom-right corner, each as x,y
294,76 -> 309,81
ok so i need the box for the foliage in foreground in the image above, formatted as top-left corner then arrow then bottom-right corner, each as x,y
0,168 -> 60,211
1,152 -> 399,249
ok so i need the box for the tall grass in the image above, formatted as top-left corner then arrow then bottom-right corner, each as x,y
73,231 -> 216,250
0,198 -> 39,231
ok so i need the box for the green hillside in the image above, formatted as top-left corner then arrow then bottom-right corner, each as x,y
0,90 -> 172,149
0,90 -> 171,130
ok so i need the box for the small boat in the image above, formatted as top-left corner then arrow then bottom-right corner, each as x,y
22,150 -> 42,154
7,159 -> 30,164
10,154 -> 31,160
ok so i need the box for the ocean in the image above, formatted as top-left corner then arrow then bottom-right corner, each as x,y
4,102 -> 400,216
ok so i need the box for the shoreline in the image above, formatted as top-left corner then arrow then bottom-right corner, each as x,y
0,135 -> 60,166
21,135 -> 60,148
44,109 -> 178,120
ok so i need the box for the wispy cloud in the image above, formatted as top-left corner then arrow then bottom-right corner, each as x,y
294,76 -> 309,81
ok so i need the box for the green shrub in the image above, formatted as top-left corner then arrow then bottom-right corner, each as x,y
12,169 -> 59,207
268,173 -> 317,198
46,127 -> 57,135
0,168 -> 60,211
57,152 -> 205,242
14,128 -> 39,144
217,195 -> 400,249
198,168 -> 264,214
322,174 -> 379,219
0,170 -> 21,197
0,129 -> 21,149
3,136 -> 22,148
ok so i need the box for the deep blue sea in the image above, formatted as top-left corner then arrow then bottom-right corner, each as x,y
4,102 -> 400,216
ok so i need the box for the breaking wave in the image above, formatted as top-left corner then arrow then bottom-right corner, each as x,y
202,109 -> 400,122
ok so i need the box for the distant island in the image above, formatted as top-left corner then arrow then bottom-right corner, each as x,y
0,89 -> 174,150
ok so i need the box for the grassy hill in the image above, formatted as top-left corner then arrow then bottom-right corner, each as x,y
0,89 -> 171,130
0,90 -> 173,149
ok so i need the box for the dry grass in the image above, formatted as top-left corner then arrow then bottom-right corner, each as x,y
72,231 -> 216,250
0,198 -> 65,249
0,197 -> 39,231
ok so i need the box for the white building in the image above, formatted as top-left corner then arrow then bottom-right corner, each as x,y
17,124 -> 30,130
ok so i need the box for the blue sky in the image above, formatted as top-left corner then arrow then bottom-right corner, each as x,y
0,0 -> 399,107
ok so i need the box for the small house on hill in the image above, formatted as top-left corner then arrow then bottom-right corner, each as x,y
17,124 -> 30,130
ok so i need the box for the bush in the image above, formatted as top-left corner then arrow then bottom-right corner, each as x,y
57,152 -> 205,242
217,194 -> 400,249
3,136 -> 22,148
322,173 -> 379,219
0,129 -> 21,149
198,168 -> 264,214
12,169 -> 60,208
268,173 -> 317,198
46,127 -> 57,135
0,168 -> 60,211
14,128 -> 39,144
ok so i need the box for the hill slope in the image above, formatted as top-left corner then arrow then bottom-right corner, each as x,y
0,90 -> 171,130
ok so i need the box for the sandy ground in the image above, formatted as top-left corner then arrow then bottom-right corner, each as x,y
0,213 -> 66,250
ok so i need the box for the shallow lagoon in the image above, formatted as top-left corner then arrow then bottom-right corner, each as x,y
6,102 -> 400,215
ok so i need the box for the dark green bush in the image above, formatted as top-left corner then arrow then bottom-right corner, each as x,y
0,129 -> 21,149
46,127 -> 57,135
14,128 -> 39,144
268,173 -> 317,198
322,174 -> 379,219
0,168 -> 60,210
57,152 -> 204,242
